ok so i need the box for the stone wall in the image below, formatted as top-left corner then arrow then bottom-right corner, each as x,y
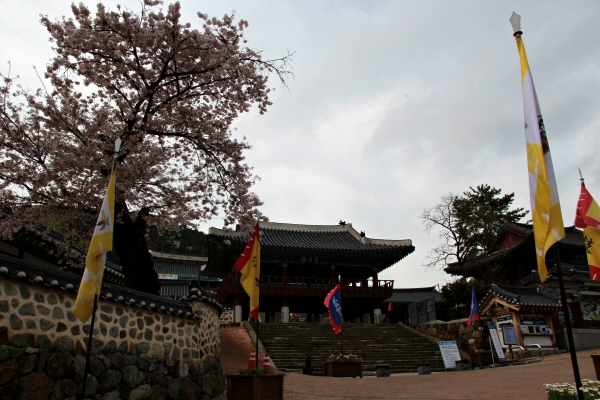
412,319 -> 490,353
0,258 -> 225,400
218,307 -> 233,326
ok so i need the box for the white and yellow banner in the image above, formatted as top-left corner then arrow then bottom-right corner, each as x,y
515,35 -> 565,282
74,169 -> 116,322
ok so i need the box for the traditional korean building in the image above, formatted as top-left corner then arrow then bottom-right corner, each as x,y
206,222 -> 415,324
382,287 -> 442,324
479,284 -> 561,350
444,222 -> 588,286
447,221 -> 600,350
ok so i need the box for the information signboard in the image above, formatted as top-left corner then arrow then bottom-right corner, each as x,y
486,321 -> 506,362
501,324 -> 517,345
438,341 -> 462,369
496,313 -> 512,322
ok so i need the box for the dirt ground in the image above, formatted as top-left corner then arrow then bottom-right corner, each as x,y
219,325 -> 600,400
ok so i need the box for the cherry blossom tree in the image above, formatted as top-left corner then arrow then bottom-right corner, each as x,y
0,1 -> 291,294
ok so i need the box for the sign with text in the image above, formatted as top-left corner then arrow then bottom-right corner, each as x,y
496,313 -> 513,322
486,321 -> 506,362
501,324 -> 517,345
519,313 -> 546,325
438,341 -> 462,369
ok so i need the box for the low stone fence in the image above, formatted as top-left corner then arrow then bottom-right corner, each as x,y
0,255 -> 225,399
412,319 -> 490,353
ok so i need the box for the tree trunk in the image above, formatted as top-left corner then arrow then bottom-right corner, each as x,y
113,200 -> 160,295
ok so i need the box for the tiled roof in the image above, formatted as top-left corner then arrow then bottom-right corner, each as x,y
153,259 -> 201,279
159,280 -> 218,300
0,253 -> 221,315
445,223 -> 585,275
480,283 -> 560,308
521,263 -> 592,287
383,286 -> 442,305
209,222 -> 414,258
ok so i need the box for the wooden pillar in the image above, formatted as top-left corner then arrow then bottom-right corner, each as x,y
282,261 -> 288,284
281,297 -> 289,323
234,295 -> 242,323
372,267 -> 378,287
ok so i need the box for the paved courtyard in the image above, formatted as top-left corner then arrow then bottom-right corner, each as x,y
220,326 -> 600,399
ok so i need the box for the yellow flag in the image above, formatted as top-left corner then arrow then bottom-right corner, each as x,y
514,32 -> 565,282
74,169 -> 116,322
232,222 -> 260,320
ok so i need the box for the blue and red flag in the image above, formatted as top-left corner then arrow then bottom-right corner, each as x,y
324,283 -> 343,334
467,287 -> 480,326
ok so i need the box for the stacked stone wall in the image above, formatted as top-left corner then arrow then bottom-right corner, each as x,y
218,307 -> 233,326
0,275 -> 225,399
413,319 -> 490,353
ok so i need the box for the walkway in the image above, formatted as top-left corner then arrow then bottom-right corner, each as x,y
220,325 -> 599,399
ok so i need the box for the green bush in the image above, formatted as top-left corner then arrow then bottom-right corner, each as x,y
238,368 -> 274,375
327,354 -> 363,362
545,380 -> 600,399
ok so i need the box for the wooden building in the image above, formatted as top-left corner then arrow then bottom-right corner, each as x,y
479,284 -> 561,350
206,222 -> 415,324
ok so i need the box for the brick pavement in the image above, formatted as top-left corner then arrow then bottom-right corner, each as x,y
220,325 -> 600,400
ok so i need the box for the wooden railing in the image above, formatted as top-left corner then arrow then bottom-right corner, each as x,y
216,275 -> 394,303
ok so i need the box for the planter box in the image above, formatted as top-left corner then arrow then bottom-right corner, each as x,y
323,361 -> 363,378
227,374 -> 284,400
470,352 -> 493,369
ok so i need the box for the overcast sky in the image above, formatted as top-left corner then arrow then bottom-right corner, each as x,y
2,0 -> 599,290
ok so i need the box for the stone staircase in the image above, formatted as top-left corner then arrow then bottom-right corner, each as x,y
249,322 -> 444,375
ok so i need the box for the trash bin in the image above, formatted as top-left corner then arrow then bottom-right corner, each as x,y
591,355 -> 600,380
417,364 -> 431,375
375,364 -> 390,377
455,359 -> 470,371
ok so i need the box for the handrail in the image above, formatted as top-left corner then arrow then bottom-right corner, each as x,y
229,275 -> 393,289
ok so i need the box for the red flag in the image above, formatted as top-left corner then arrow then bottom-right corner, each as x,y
233,222 -> 260,319
387,302 -> 393,313
574,183 -> 600,282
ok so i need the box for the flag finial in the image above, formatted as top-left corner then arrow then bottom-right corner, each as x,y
509,12 -> 522,37
579,169 -> 585,185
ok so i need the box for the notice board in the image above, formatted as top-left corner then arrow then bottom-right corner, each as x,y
438,341 -> 462,369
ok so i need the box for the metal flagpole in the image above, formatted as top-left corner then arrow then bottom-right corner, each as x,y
339,275 -> 343,357
256,214 -> 261,370
80,294 -> 99,400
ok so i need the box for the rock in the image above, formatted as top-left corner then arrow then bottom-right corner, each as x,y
52,378 -> 78,399
166,378 -> 181,399
89,356 -> 106,377
178,362 -> 189,379
18,372 -> 54,400
102,389 -> 121,400
129,384 -> 152,400
0,359 -> 18,385
55,336 -> 74,353
148,385 -> 167,400
46,352 -> 74,379
78,374 -> 99,398
181,378 -> 201,399
122,365 -> 145,389
98,370 -> 122,394
17,353 -> 38,374
0,382 -> 18,400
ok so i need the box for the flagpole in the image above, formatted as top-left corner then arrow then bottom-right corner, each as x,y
256,214 -> 261,370
80,294 -> 99,400
339,275 -> 343,358
554,245 -> 584,399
